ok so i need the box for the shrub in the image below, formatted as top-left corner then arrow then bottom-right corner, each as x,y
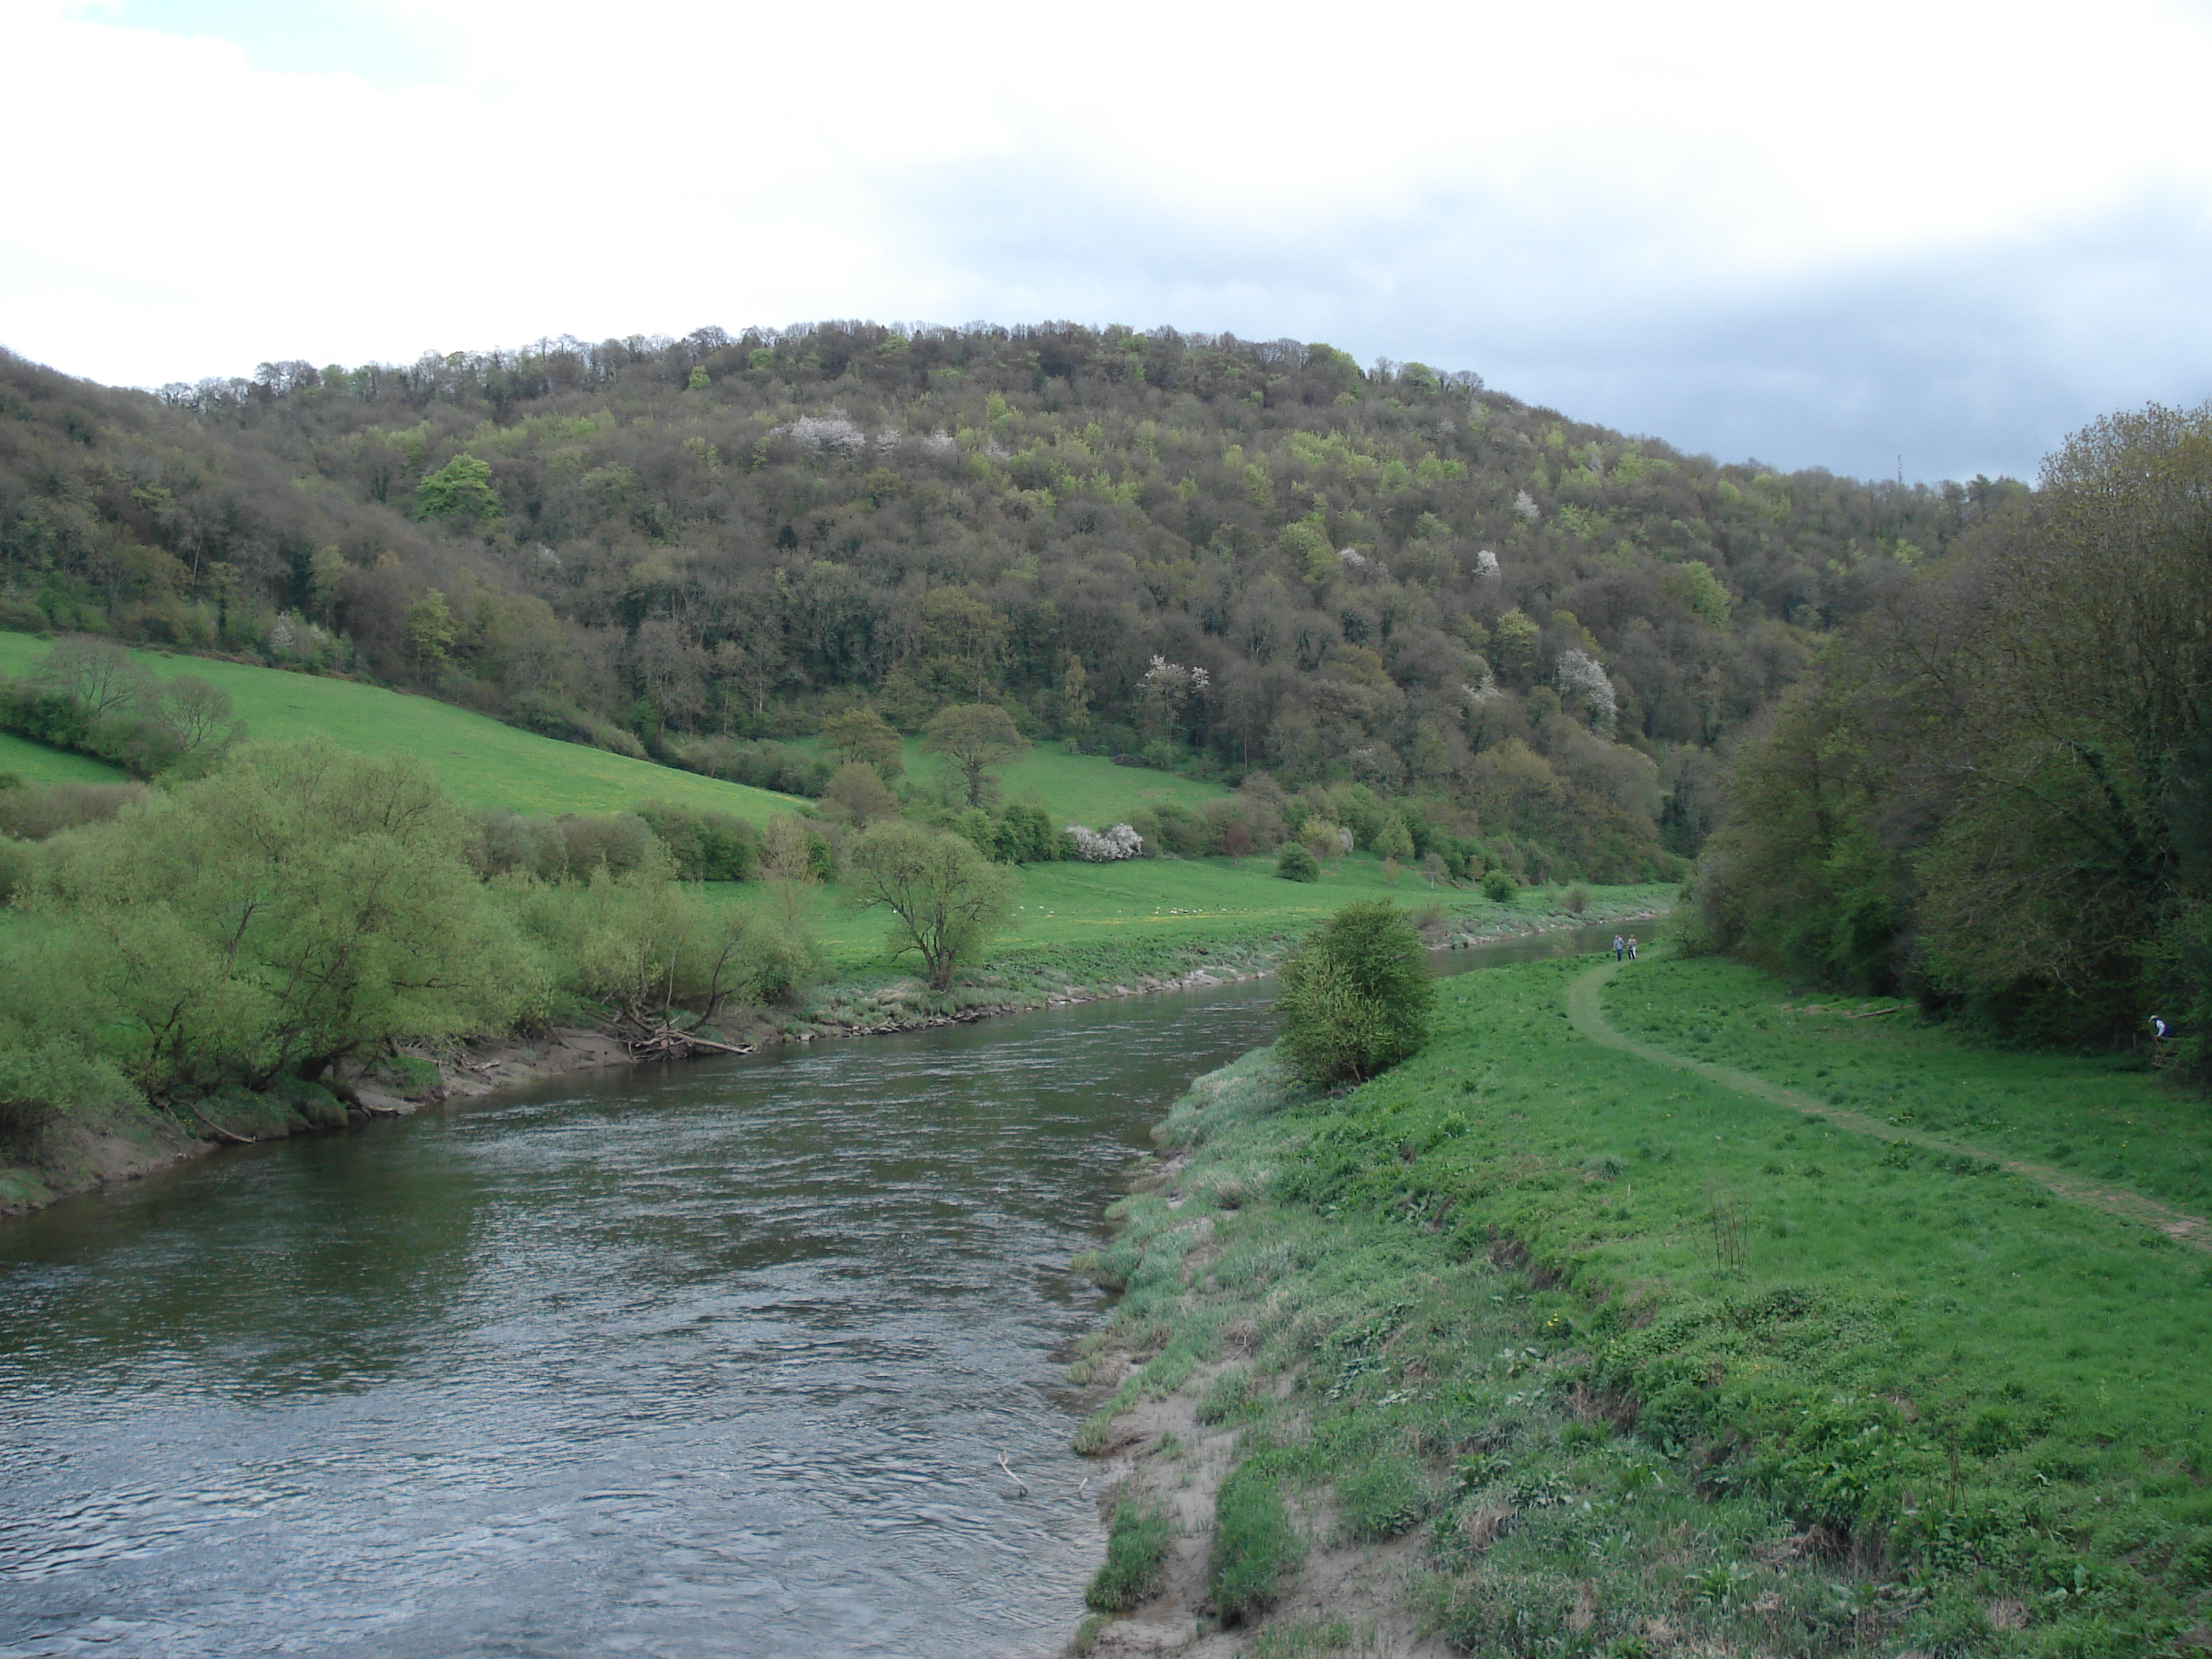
1150,800 -> 1214,857
0,835 -> 32,904
504,689 -> 595,745
1481,867 -> 1519,903
0,782 -> 148,841
1276,841 -> 1320,882
1276,900 -> 1437,1086
0,1032 -> 136,1159
740,924 -> 817,1005
1210,1462 -> 1303,1624
1564,881 -> 1590,914
632,800 -> 760,881
679,737 -> 830,797
1085,1502 -> 1173,1613
817,760 -> 899,829
994,802 -> 1061,863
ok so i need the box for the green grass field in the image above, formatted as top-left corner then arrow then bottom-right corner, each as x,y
0,631 -> 808,823
1599,954 -> 2210,1213
791,733 -> 1228,826
0,730 -> 129,786
1071,947 -> 2212,1655
716,847 -> 1672,980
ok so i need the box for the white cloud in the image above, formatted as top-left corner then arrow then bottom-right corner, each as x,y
5,0 -> 2210,478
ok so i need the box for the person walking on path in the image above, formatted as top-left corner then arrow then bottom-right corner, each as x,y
1626,935 -> 1639,961
1613,934 -> 1625,961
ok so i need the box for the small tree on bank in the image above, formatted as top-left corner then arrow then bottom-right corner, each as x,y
1275,900 -> 1435,1087
848,821 -> 1019,991
923,703 -> 1028,808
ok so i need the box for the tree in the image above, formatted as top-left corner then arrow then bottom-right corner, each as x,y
819,760 -> 898,827
917,587 -> 1010,701
1059,656 -> 1092,742
627,616 -> 709,738
820,704 -> 905,778
156,676 -> 243,774
759,814 -> 822,936
416,452 -> 502,523
406,589 -> 458,670
1137,654 -> 1210,744
1274,900 -> 1435,1086
32,635 -> 151,726
847,821 -> 1019,991
1276,841 -> 1320,882
924,703 -> 1029,808
526,859 -> 756,1025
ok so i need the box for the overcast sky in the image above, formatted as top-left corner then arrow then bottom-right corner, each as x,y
5,0 -> 2209,484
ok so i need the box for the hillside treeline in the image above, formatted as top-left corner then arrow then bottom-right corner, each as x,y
0,322 -> 2018,877
1691,402 -> 2212,1076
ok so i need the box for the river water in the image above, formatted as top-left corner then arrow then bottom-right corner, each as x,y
0,923 -> 1628,1658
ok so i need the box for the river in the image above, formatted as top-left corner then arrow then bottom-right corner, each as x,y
0,922 -> 1631,1658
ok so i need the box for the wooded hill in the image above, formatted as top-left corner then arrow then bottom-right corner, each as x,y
0,323 -> 2020,880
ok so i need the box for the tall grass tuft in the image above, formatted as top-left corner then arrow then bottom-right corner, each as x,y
1084,1501 -> 1174,1612
1209,1461 -> 1304,1623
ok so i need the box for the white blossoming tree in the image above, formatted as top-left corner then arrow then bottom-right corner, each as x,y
1556,649 -> 1618,731
1137,654 -> 1210,744
1066,823 -> 1144,862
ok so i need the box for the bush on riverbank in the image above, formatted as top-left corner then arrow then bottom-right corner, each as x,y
0,740 -> 817,1127
1274,899 -> 1434,1086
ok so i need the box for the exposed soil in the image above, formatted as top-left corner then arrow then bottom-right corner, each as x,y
0,1100 -> 199,1217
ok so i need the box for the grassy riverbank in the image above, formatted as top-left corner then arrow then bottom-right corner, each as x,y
1068,950 -> 2212,1657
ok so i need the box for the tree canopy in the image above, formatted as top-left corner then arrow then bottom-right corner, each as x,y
1692,400 -> 2212,1075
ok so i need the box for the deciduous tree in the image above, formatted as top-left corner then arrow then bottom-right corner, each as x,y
924,703 -> 1028,808
847,821 -> 1018,991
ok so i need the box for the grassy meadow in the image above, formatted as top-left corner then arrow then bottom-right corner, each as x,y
792,731 -> 1230,826
0,729 -> 128,786
719,851 -> 1654,976
0,630 -> 808,823
1598,955 -> 2210,1214
1071,947 -> 2212,1656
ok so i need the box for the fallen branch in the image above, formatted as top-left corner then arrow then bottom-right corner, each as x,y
622,1024 -> 755,1060
182,1102 -> 255,1144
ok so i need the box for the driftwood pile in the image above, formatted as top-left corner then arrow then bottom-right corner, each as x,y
613,1017 -> 754,1061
